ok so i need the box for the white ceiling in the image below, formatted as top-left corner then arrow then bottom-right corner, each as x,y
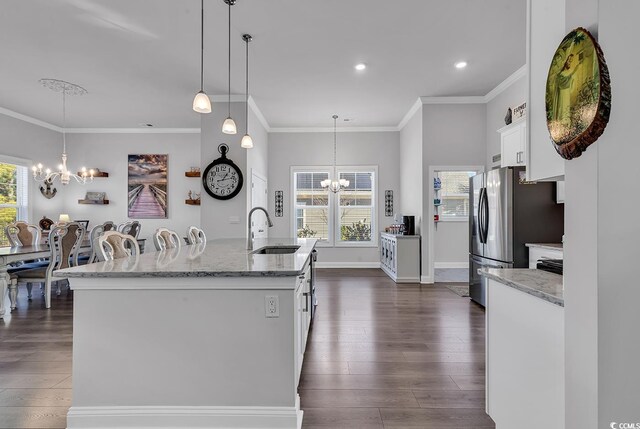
0,0 -> 526,129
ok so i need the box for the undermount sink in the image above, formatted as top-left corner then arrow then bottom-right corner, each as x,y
251,246 -> 300,255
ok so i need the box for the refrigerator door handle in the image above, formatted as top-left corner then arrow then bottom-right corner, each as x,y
482,187 -> 490,244
477,188 -> 485,244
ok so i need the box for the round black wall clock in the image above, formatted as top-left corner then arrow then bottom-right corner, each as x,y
545,27 -> 611,160
202,144 -> 244,200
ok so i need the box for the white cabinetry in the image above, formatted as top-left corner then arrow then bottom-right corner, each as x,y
526,0 -> 566,181
499,120 -> 527,167
294,263 -> 312,386
380,233 -> 420,283
486,279 -> 564,429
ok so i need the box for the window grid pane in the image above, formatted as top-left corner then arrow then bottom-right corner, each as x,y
338,171 -> 374,242
295,172 -> 330,240
0,163 -> 28,246
437,171 -> 475,219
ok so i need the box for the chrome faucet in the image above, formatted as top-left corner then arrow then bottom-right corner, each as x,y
247,207 -> 274,250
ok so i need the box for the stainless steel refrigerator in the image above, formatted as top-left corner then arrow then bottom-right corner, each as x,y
469,167 -> 563,307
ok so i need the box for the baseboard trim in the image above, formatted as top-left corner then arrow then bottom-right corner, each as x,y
315,262 -> 381,269
67,403 -> 303,429
434,262 -> 469,269
421,275 -> 435,284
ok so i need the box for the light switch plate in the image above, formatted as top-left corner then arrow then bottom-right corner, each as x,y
228,216 -> 240,224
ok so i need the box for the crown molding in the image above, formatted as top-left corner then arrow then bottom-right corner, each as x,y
269,126 -> 399,133
64,128 -> 200,134
397,98 -> 422,130
420,96 -> 487,104
247,96 -> 271,132
483,65 -> 527,102
0,106 -> 62,132
397,64 -> 527,130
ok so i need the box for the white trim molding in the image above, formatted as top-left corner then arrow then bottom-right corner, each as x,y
270,126 -> 398,133
421,275 -> 434,284
420,96 -> 486,104
65,128 -> 201,134
397,98 -> 423,130
0,106 -> 62,132
248,96 -> 271,132
484,65 -> 527,103
315,262 -> 381,269
67,403 -> 303,429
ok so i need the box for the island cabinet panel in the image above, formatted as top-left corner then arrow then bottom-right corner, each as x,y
67,276 -> 305,429
486,278 -> 565,429
294,263 -> 312,385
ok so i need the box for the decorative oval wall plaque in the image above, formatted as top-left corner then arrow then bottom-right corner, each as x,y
545,27 -> 611,160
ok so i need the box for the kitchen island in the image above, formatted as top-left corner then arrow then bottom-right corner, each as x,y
55,238 -> 317,429
479,268 -> 564,429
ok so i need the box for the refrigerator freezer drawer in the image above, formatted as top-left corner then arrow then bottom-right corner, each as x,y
469,255 -> 513,307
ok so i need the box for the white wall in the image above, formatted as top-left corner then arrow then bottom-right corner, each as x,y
62,132 -> 201,243
267,131 -> 400,266
486,76 -> 527,169
0,113 -> 66,223
434,221 -> 469,266
595,0 -> 640,425
201,102 -> 250,240
422,104 -> 486,280
399,105 -> 423,232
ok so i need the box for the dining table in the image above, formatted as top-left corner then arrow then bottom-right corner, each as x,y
0,237 -> 147,317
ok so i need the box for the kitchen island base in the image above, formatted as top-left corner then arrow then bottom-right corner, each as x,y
67,273 -> 311,429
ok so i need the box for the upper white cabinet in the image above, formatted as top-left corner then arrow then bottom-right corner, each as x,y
499,120 -> 527,168
526,0 -> 566,181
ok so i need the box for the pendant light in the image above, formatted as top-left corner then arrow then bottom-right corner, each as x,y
222,0 -> 237,134
320,115 -> 350,193
241,34 -> 253,149
193,0 -> 211,113
32,79 -> 94,186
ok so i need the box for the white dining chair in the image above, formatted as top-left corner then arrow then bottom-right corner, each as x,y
96,231 -> 141,262
186,226 -> 207,245
87,221 -> 118,263
10,222 -> 85,309
153,228 -> 181,251
5,221 -> 41,246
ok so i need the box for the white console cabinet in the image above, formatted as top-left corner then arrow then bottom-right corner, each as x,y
380,233 -> 420,283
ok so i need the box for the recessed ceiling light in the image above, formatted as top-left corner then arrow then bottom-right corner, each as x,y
455,61 -> 468,69
354,63 -> 367,71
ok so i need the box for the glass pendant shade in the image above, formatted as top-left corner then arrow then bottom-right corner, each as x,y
193,91 -> 211,113
222,117 -> 237,134
241,134 -> 254,149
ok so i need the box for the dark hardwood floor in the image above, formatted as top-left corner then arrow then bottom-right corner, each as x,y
0,270 -> 493,428
299,269 -> 493,429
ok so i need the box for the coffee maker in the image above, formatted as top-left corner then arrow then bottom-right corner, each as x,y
402,216 -> 415,235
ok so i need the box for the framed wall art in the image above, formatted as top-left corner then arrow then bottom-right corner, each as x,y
128,154 -> 168,219
545,27 -> 611,160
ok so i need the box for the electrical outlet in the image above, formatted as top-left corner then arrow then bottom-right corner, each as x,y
265,295 -> 279,318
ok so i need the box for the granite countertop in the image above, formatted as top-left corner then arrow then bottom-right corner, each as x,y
54,238 -> 317,278
479,268 -> 564,307
525,243 -> 563,251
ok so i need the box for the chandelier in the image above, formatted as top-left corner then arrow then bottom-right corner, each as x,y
32,79 -> 94,185
321,115 -> 349,193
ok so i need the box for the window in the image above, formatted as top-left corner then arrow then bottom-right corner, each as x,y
294,171 -> 330,241
436,170 -> 476,221
292,167 -> 377,246
0,162 -> 29,246
338,171 -> 374,244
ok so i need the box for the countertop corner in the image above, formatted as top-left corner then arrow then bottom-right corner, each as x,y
479,268 -> 564,307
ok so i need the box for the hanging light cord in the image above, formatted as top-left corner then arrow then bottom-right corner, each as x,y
227,0 -> 232,117
200,0 -> 204,91
245,36 -> 249,133
333,115 -> 338,169
62,87 -> 67,155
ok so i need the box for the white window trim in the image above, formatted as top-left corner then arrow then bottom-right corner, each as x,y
434,167 -> 483,223
334,165 -> 378,248
0,154 -> 33,224
291,166 -> 333,247
290,165 -> 378,248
